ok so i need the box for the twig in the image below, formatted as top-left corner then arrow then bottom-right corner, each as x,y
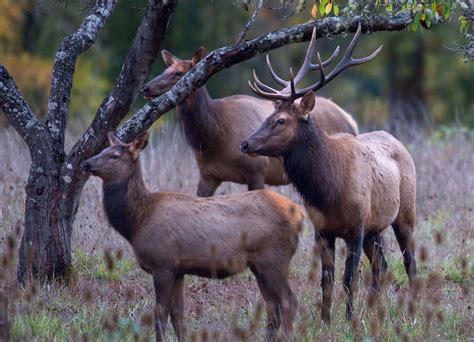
237,0 -> 265,44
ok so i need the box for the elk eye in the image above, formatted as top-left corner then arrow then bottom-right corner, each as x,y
175,71 -> 183,76
277,118 -> 286,125
110,154 -> 119,160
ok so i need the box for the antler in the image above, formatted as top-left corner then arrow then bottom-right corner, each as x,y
249,24 -> 383,102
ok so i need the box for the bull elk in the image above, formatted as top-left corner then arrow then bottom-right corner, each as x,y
140,46 -> 358,196
241,25 -> 417,323
81,132 -> 305,341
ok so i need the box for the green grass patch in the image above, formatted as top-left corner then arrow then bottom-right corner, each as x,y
73,249 -> 136,281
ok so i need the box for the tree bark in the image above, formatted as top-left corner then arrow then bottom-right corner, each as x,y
0,7 -> 418,282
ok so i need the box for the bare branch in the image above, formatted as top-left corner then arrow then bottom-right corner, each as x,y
46,0 -> 118,153
237,0 -> 265,44
118,10 -> 414,140
0,65 -> 48,147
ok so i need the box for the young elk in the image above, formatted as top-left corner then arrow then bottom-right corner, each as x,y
81,132 -> 304,341
241,25 -> 417,323
139,46 -> 358,197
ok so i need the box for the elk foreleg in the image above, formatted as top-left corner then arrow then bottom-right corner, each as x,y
343,233 -> 363,320
196,176 -> 221,197
170,275 -> 185,341
153,270 -> 176,342
318,235 -> 335,324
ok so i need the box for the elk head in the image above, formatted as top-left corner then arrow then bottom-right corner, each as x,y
240,24 -> 382,157
81,132 -> 149,184
140,47 -> 207,99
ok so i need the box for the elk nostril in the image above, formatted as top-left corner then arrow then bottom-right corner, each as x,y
240,141 -> 249,152
140,86 -> 149,95
80,161 -> 90,172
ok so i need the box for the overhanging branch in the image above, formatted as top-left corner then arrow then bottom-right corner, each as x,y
46,0 -> 118,153
118,11 -> 413,140
0,65 -> 48,148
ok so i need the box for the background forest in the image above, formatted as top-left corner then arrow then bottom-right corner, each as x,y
1,0 -> 473,132
0,0 -> 473,340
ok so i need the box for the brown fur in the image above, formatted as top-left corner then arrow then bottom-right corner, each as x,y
81,132 -> 305,341
242,91 -> 417,323
140,48 -> 358,197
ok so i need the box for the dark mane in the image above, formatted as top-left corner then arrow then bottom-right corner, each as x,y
283,117 -> 344,211
102,163 -> 148,241
177,86 -> 224,152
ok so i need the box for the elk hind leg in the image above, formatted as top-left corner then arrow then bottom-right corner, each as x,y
251,266 -> 287,341
363,233 -> 388,292
343,233 -> 363,320
392,219 -> 417,287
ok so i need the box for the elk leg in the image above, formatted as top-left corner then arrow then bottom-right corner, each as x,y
392,222 -> 417,286
196,176 -> 221,197
170,275 -> 185,341
363,233 -> 388,292
153,271 -> 176,342
281,278 -> 297,339
247,174 -> 265,191
343,234 -> 363,320
318,234 -> 335,324
251,266 -> 284,341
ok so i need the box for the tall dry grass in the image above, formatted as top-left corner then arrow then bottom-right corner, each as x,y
0,122 -> 472,341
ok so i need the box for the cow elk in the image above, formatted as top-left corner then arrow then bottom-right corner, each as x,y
140,46 -> 358,196
81,132 -> 305,341
241,24 -> 417,323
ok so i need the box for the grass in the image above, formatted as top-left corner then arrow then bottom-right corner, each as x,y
0,123 -> 473,341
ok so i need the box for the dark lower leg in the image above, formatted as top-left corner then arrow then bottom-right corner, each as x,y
196,176 -> 221,197
363,233 -> 388,292
319,235 -> 335,323
343,234 -> 363,320
393,223 -> 417,286
170,276 -> 185,341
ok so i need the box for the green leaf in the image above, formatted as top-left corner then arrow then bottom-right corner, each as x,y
412,11 -> 421,31
387,2 -> 393,12
334,3 -> 339,15
319,1 -> 325,16
425,10 -> 432,28
443,0 -> 452,20
431,1 -> 438,18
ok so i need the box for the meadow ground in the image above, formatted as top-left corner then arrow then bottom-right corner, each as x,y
0,123 -> 473,341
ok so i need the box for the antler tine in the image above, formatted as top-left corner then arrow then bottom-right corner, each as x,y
301,23 -> 383,94
308,45 -> 340,70
252,69 -> 280,94
266,55 -> 290,87
249,80 -> 294,101
289,67 -> 297,100
293,27 -> 318,84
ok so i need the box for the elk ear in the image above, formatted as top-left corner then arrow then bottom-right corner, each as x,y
129,132 -> 149,156
297,91 -> 316,121
108,132 -> 123,146
161,49 -> 180,67
191,47 -> 206,66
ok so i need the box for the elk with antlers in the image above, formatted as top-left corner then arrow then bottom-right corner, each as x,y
139,46 -> 358,196
81,132 -> 305,341
241,24 -> 417,323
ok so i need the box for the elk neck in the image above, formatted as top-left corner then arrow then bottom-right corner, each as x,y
176,86 -> 222,152
102,161 -> 149,242
283,117 -> 344,211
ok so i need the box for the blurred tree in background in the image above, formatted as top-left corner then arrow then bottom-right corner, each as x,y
1,0 -> 472,131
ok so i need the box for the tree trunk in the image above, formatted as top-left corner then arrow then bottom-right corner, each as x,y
17,152 -> 73,282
